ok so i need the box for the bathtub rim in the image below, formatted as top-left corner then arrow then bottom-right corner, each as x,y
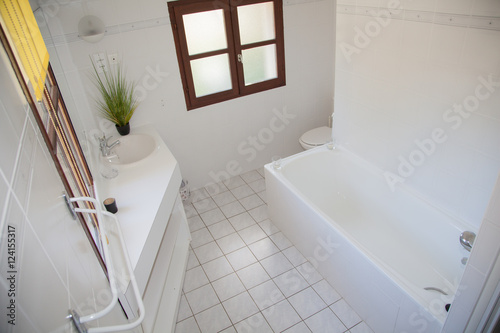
267,144 -> 477,234
265,144 -> 476,323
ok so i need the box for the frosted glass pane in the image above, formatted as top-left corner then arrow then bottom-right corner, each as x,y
191,54 -> 232,97
183,10 -> 227,55
242,45 -> 277,86
238,2 -> 275,45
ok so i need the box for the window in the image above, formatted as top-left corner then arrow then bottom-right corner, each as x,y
0,3 -> 106,273
168,0 -> 286,110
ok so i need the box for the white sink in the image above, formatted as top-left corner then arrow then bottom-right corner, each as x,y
105,134 -> 157,165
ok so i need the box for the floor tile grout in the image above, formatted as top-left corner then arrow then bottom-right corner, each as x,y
175,169 -> 372,333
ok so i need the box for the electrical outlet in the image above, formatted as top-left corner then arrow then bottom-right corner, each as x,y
160,99 -> 167,112
92,53 -> 108,73
108,53 -> 119,65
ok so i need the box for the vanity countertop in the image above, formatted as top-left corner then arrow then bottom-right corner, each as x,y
96,124 -> 182,293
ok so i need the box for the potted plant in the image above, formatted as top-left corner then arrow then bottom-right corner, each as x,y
90,61 -> 139,135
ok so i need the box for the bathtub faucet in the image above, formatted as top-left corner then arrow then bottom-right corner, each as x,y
97,134 -> 120,157
459,231 -> 476,252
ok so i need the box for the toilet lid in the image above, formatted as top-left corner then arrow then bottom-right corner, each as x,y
300,126 -> 332,145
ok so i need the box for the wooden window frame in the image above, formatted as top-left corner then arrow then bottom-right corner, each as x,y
168,0 -> 286,110
0,24 -> 106,276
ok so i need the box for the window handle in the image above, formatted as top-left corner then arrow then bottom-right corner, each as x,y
237,54 -> 242,63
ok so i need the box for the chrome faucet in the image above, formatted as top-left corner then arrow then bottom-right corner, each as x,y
459,231 -> 476,252
97,134 -> 120,157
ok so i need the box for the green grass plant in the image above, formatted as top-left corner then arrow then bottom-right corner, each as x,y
90,61 -> 139,127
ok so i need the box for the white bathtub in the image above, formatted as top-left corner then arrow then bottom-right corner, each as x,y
265,146 -> 472,333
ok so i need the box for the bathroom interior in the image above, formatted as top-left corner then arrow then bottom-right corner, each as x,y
0,0 -> 499,331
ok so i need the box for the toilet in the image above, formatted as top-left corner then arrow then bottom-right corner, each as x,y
299,126 -> 332,150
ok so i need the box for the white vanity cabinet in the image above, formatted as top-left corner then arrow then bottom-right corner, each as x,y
123,193 -> 190,333
96,125 -> 190,332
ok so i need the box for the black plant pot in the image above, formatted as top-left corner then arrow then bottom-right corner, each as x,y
116,123 -> 130,136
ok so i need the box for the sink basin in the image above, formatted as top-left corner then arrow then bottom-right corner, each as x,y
105,134 -> 157,165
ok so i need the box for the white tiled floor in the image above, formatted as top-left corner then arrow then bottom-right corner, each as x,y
175,168 -> 374,333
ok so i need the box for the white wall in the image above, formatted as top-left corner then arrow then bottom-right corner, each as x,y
0,41 -> 129,332
334,1 -> 500,331
36,0 -> 336,190
443,175 -> 500,332
334,0 -> 500,230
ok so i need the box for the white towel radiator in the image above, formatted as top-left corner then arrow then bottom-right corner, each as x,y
65,195 -> 145,333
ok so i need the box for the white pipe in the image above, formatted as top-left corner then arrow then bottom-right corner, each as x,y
87,211 -> 146,332
69,197 -> 145,332
70,197 -> 119,323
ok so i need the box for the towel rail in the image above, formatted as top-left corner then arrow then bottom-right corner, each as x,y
67,196 -> 145,333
